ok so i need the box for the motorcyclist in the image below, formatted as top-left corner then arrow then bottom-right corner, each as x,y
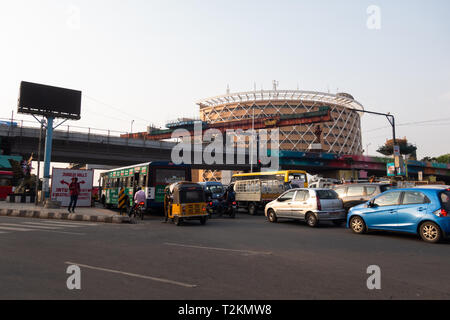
223,184 -> 236,215
130,188 -> 146,216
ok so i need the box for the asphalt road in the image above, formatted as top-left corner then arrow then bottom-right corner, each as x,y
0,212 -> 450,300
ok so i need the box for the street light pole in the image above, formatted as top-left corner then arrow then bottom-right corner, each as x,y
351,109 -> 398,174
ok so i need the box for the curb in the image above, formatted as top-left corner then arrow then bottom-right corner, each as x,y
0,208 -> 130,224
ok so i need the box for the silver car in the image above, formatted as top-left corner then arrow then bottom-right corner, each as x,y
265,188 -> 346,227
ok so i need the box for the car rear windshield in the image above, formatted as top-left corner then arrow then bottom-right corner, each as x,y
440,191 -> 450,211
316,190 -> 339,199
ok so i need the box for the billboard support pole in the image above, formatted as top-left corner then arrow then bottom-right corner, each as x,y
35,118 -> 45,205
43,117 -> 54,199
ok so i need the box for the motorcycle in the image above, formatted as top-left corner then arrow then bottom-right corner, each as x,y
129,201 -> 145,221
221,200 -> 237,219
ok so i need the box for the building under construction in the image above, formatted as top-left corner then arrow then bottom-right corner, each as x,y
123,86 -> 365,182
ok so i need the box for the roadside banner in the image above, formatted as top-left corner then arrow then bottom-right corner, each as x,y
51,168 -> 94,207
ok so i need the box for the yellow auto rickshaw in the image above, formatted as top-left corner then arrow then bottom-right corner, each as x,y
164,182 -> 208,226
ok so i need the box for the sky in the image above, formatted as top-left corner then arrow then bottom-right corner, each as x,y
0,0 -> 449,160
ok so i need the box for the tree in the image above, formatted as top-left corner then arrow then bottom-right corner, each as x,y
376,143 -> 417,157
421,156 -> 437,162
436,154 -> 450,164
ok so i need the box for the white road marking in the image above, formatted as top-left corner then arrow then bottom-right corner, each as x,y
0,223 -> 63,230
34,230 -> 86,236
43,220 -> 98,227
0,231 -> 10,234
0,223 -> 85,235
164,243 -> 273,256
0,225 -> 34,232
22,222 -> 81,228
64,262 -> 198,288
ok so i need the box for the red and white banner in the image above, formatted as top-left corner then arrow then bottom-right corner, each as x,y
51,168 -> 94,207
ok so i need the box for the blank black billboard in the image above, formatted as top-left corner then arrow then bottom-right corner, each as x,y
18,81 -> 82,120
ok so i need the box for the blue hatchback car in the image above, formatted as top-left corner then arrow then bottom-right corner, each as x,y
347,188 -> 450,243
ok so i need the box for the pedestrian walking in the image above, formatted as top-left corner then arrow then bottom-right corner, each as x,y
63,177 -> 81,213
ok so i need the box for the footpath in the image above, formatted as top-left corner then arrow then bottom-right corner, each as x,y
0,202 -> 130,224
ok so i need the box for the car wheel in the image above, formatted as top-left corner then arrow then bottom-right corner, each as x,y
419,222 -> 441,243
350,216 -> 366,234
248,203 -> 257,215
267,209 -> 277,223
306,213 -> 318,228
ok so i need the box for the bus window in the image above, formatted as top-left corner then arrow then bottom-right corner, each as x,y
134,173 -> 140,187
140,174 -> 146,187
289,173 -> 306,182
0,177 -> 12,186
155,169 -> 186,184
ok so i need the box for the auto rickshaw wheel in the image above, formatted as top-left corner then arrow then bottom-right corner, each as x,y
174,216 -> 183,226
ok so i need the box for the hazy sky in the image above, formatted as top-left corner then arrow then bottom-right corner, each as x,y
1,0 -> 449,159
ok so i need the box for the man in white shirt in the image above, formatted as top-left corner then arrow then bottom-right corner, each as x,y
134,188 -> 146,204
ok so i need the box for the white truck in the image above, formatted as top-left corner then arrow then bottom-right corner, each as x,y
234,179 -> 287,215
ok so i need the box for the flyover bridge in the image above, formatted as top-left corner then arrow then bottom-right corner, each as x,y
1,121 -> 449,183
0,122 -> 254,170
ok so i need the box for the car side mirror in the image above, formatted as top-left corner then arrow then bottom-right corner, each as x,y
368,201 -> 376,208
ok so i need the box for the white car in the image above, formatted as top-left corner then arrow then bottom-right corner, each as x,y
265,188 -> 346,227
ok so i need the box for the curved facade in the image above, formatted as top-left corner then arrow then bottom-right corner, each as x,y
198,90 -> 364,155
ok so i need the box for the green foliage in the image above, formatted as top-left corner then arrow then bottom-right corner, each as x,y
421,154 -> 450,163
376,143 -> 417,156
436,154 -> 450,164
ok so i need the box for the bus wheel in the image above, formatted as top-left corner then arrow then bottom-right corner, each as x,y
248,203 -> 257,215
200,217 -> 207,225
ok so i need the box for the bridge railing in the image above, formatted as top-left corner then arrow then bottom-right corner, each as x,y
0,117 -> 176,148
